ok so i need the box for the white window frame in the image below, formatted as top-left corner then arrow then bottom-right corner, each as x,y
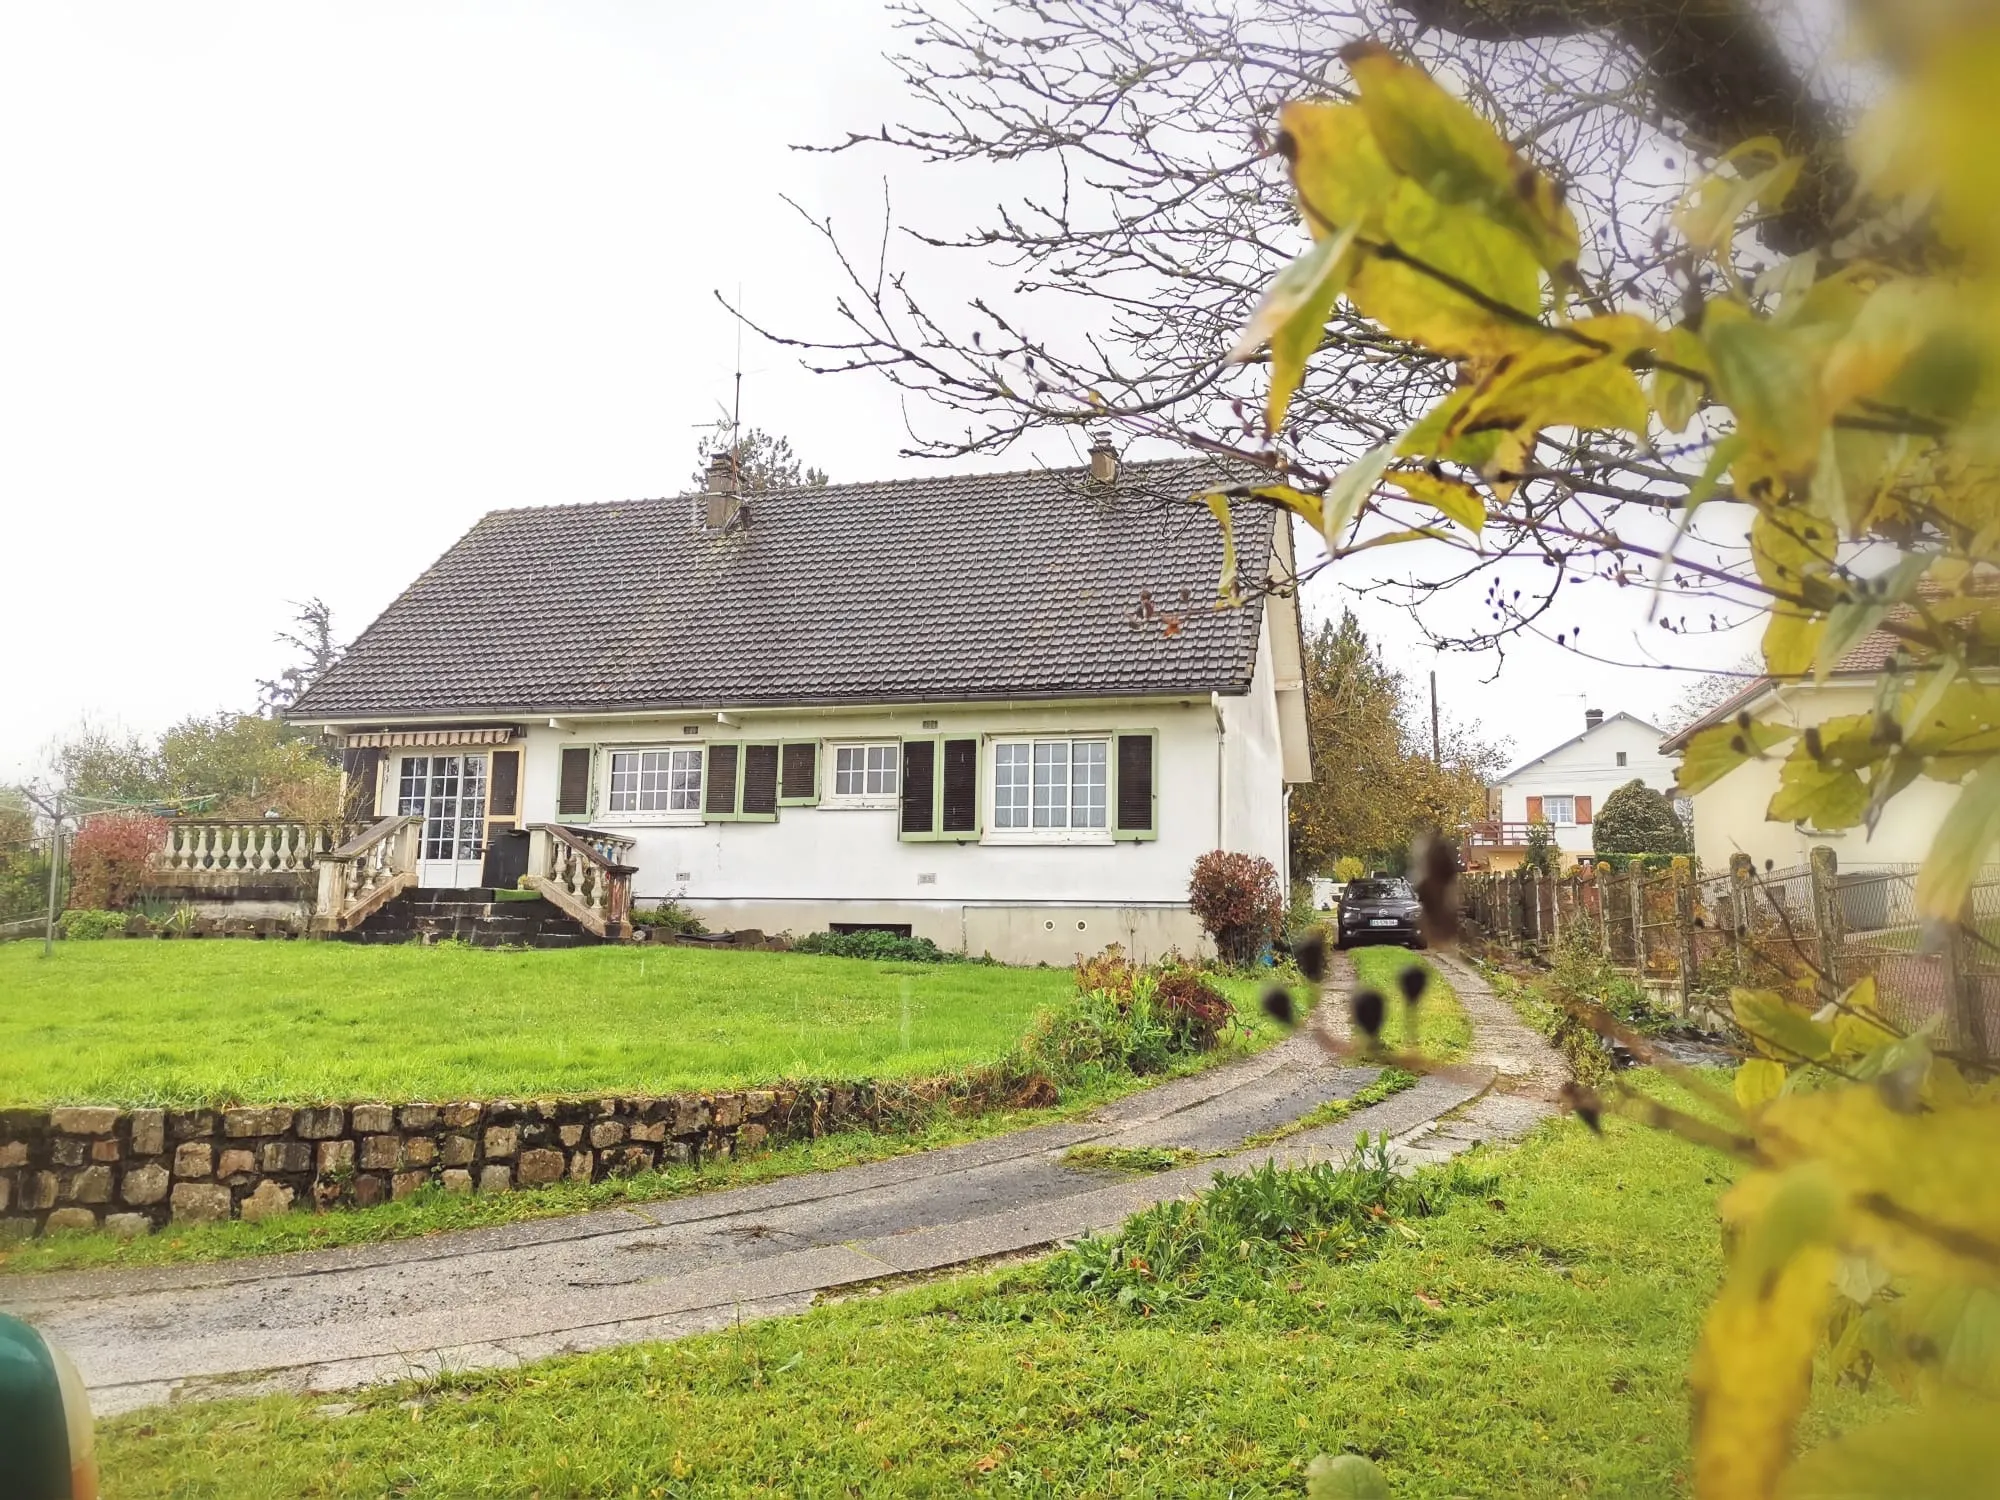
822,741 -> 901,810
1542,794 -> 1577,827
983,734 -> 1113,846
601,745 -> 704,825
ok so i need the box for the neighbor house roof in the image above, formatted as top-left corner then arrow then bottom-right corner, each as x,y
1498,710 -> 1663,783
293,459 -> 1274,719
1658,622 -> 1912,754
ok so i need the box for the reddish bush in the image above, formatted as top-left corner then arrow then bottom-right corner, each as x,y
1188,850 -> 1284,966
66,812 -> 167,911
1153,968 -> 1234,1051
1073,943 -> 1142,1004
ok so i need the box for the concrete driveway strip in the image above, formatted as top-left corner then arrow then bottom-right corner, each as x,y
3,1024 -> 1540,1416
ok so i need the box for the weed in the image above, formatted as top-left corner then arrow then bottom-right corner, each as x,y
1058,1145 -> 1198,1173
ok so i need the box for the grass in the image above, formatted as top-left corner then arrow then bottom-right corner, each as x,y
1058,1144 -> 1200,1173
93,1075 -> 1887,1497
1347,947 -> 1475,1061
0,941 -> 1074,1107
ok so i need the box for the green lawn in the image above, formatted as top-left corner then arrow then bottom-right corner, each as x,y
96,1080 -> 1884,1497
0,942 -> 1072,1108
1347,948 -> 1475,1060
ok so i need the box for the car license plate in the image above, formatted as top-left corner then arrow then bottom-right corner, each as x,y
1369,918 -> 1397,927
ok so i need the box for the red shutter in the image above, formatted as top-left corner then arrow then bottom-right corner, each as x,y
1576,795 -> 1593,825
1525,795 -> 1543,823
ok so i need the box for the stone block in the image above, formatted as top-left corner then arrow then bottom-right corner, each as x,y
217,1149 -> 257,1179
628,1121 -> 665,1144
50,1106 -> 119,1136
169,1110 -> 215,1140
441,1169 -> 472,1194
352,1173 -> 387,1207
261,1141 -> 313,1175
477,1164 -> 512,1194
620,1145 -> 657,1175
665,1141 -> 694,1165
515,1148 -> 565,1186
569,1151 -> 593,1182
484,1100 -> 523,1126
121,1162 -> 170,1206
672,1098 -> 709,1134
173,1142 -> 213,1179
739,1123 -> 769,1152
171,1183 -> 233,1224
441,1102 -> 481,1129
589,1120 -> 626,1150
483,1126 -> 519,1160
558,1124 -> 584,1148
66,1165 -> 113,1204
744,1090 -> 775,1119
712,1095 -> 744,1129
391,1171 -> 429,1200
104,1212 -> 154,1239
223,1106 -> 294,1138
358,1136 -> 400,1171
45,1207 -> 98,1233
520,1121 -> 552,1147
240,1181 -> 294,1222
128,1108 -> 166,1156
350,1104 -> 395,1134
51,1139 -> 85,1168
401,1136 -> 437,1168
439,1135 -> 475,1168
0,1142 -> 26,1169
294,1106 -> 346,1140
90,1138 -> 122,1163
397,1104 -> 439,1131
316,1139 -> 355,1175
0,1217 -> 35,1242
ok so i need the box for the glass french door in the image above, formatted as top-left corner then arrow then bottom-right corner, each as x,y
396,754 -> 489,888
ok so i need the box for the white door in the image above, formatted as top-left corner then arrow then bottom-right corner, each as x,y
396,754 -> 489,888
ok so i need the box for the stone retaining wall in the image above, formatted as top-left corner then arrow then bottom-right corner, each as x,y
0,1085 -> 879,1240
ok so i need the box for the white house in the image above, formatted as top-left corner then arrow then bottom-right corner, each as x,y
290,453 -> 1312,963
1466,709 -> 1677,869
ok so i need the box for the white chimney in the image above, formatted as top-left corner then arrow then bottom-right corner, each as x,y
703,449 -> 741,531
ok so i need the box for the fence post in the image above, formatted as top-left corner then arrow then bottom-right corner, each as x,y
1675,862 -> 1697,1016
1729,853 -> 1755,980
1627,867 -> 1647,971
1809,844 -> 1843,1002
1529,870 -> 1544,952
1501,871 -> 1517,951
1943,897 -> 1990,1062
1595,864 -> 1613,957
1550,871 -> 1563,949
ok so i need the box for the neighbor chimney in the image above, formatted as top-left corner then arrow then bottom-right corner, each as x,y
1585,707 -> 1605,730
1088,432 -> 1119,485
703,449 -> 740,531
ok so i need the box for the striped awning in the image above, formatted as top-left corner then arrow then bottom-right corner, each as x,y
343,727 -> 518,748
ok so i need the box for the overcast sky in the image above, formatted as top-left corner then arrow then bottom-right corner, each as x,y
0,2 -> 1750,787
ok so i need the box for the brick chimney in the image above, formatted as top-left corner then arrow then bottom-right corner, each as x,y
703,449 -> 741,531
1088,432 -> 1119,485
1585,707 -> 1605,730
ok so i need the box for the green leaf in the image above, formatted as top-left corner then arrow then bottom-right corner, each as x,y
1675,719 -> 1798,795
1306,1452 -> 1393,1500
1202,492 -> 1240,604
1707,308 -> 1823,475
1735,1058 -> 1788,1112
1732,988 -> 1835,1063
1397,390 -> 1505,468
1917,758 -> 2000,919
1277,100 -> 1400,241
1318,443 -> 1397,545
1231,223 -> 1362,433
1778,1401 -> 2000,1498
1382,469 -> 1485,533
1652,324 -> 1711,433
1340,41 -> 1580,279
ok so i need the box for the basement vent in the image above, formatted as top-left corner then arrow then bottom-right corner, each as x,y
675,871 -> 692,883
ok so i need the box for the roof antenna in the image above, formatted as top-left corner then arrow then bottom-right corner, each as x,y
730,283 -> 744,492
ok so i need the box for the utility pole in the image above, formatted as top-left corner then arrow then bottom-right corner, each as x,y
1429,670 -> 1441,766
18,784 -> 64,957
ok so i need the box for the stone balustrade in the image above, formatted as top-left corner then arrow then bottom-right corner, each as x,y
0,1085 -> 879,1240
155,821 -> 361,876
525,825 -> 635,938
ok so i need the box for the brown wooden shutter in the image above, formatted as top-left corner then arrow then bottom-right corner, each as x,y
900,741 -> 936,836
1115,733 -> 1155,836
557,747 -> 592,818
940,738 -> 978,835
487,749 -> 521,818
780,742 -> 818,802
1525,795 -> 1543,823
340,746 -> 383,823
705,744 -> 740,817
1576,795 -> 1593,825
741,744 -> 780,817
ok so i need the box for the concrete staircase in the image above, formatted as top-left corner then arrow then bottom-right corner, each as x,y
342,889 -> 600,949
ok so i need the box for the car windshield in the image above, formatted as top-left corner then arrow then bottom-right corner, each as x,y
1344,879 -> 1411,901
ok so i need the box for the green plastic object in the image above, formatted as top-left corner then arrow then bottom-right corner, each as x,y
0,1312 -> 95,1499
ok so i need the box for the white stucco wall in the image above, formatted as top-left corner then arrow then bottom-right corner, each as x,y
1496,714 -> 1678,855
1679,682 -> 1956,872
1219,607 -> 1293,898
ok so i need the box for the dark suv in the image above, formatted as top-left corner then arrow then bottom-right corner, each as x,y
1336,876 -> 1425,950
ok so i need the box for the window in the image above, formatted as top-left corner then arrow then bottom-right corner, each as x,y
827,743 -> 899,806
1616,750 -> 1628,767
1542,794 -> 1577,826
991,737 -> 1109,837
606,748 -> 702,815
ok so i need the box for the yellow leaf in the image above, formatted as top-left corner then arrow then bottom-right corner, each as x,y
1277,100 -> 1400,241
1343,190 -> 1546,363
1674,719 -> 1798,795
1232,224 -> 1363,432
1652,324 -> 1712,433
1830,977 -> 1898,1060
1339,41 -> 1580,279
1451,342 -> 1650,439
1674,138 -> 1801,260
1317,444 -> 1396,544
1764,609 -> 1828,680
1708,309 -> 1824,476
1768,743 -> 1871,830
1778,1400 -> 2000,1498
1397,390 -> 1505,468
1382,469 -> 1486,533
1820,278 -> 1940,414
1918,759 -> 2000,920
1202,492 -> 1240,604
1732,988 -> 1835,1063
1734,1058 -> 1788,1112
1244,484 -> 1326,528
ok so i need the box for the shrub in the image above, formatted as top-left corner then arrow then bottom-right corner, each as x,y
792,929 -> 960,963
1187,850 -> 1284,965
1072,943 -> 1141,1002
58,908 -> 129,941
628,897 -> 708,937
1152,967 -> 1233,1052
1016,985 -> 1175,1081
1522,820 -> 1560,876
1332,855 -> 1366,882
66,812 -> 167,911
1590,779 -> 1690,856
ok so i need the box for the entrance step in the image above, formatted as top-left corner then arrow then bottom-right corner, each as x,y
338,890 -> 603,949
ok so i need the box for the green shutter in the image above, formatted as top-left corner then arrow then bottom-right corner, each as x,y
1112,731 -> 1158,841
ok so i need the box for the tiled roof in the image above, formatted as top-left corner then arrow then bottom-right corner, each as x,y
1658,624 -> 1910,753
293,459 -> 1274,718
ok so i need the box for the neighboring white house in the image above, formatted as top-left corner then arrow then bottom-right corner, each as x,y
1467,709 -> 1677,869
291,454 -> 1312,963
